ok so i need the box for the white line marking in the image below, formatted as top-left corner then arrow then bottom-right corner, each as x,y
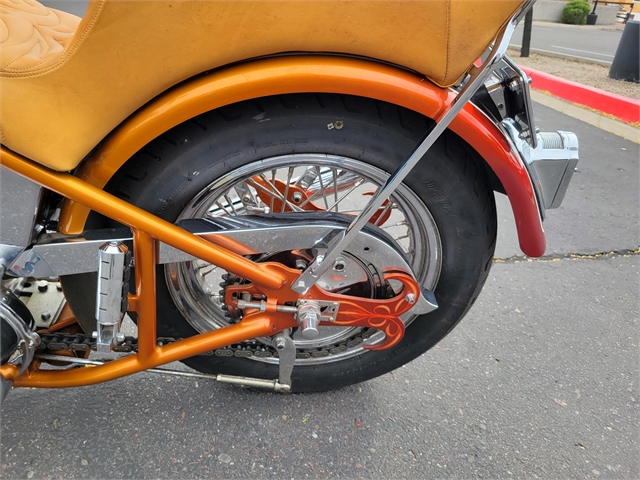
549,45 -> 614,58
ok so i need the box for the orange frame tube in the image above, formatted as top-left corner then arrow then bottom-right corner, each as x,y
1,231 -> 279,388
58,56 -> 545,257
0,148 -> 295,388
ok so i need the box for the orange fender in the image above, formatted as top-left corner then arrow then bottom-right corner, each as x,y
59,56 -> 545,257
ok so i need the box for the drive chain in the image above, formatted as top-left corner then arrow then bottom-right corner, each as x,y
36,328 -> 377,359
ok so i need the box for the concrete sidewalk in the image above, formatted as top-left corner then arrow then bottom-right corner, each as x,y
2,105 -> 638,480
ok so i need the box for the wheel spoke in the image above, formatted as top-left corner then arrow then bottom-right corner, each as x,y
247,176 -> 303,212
332,168 -> 339,212
270,169 -> 276,213
315,166 -> 330,210
281,167 -> 295,213
324,177 -> 365,211
224,193 -> 239,216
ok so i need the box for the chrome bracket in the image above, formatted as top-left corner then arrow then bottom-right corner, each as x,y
272,330 -> 295,390
292,1 -> 534,295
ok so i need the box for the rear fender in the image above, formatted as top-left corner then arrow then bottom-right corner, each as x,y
59,56 -> 545,257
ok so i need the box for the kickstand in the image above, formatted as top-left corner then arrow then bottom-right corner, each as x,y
273,331 -> 296,390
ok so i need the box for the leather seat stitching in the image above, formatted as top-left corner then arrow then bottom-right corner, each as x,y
0,0 -> 105,77
444,0 -> 450,84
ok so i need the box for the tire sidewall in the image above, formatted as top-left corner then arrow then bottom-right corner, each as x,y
105,95 -> 496,392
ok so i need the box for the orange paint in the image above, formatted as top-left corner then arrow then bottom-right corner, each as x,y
0,149 -> 286,290
55,56 -> 544,257
12,314 -> 279,388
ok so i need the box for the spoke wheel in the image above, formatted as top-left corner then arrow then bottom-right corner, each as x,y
165,154 -> 441,365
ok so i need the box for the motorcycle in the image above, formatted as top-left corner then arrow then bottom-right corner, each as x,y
0,0 -> 579,402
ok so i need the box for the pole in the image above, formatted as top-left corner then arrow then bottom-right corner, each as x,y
521,8 -> 533,57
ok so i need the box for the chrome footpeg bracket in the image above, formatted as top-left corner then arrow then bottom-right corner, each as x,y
93,242 -> 131,353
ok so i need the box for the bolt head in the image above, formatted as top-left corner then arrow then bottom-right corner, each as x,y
274,337 -> 287,350
40,310 -> 51,321
405,293 -> 416,304
292,192 -> 303,203
333,257 -> 346,272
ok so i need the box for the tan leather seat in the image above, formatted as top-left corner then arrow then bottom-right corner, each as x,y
0,0 -> 523,171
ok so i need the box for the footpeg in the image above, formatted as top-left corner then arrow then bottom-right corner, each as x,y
93,242 -> 131,353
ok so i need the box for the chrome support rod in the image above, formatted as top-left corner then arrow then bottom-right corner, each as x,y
292,10 -> 527,295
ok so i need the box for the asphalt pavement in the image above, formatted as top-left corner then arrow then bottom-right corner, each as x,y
1,102 -> 638,478
512,21 -> 623,64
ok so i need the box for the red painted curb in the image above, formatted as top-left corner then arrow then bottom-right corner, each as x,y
520,66 -> 640,124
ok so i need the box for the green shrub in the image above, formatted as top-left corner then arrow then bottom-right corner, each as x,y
562,0 -> 592,24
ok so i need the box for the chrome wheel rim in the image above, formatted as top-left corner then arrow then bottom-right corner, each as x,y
165,154 -> 441,365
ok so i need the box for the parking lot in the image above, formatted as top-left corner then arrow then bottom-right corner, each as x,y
1,103 -> 638,479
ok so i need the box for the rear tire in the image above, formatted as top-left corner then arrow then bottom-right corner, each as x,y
64,94 -> 497,392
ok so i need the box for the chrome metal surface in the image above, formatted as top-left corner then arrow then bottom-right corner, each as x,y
236,300 -> 298,314
293,13 -> 522,295
272,331 -> 295,388
502,119 -> 579,211
215,374 -> 291,392
297,300 -> 322,340
12,279 -> 66,329
483,72 -> 509,119
0,244 -> 25,273
0,289 -> 40,375
0,166 -> 42,247
478,56 -> 537,148
9,228 -> 132,278
502,55 -> 538,149
9,212 -> 435,285
94,242 -> 129,353
165,154 -> 441,366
